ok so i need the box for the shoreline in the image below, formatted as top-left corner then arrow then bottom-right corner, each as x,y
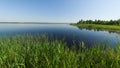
71,24 -> 120,30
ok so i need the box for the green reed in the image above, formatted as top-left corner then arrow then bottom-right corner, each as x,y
0,34 -> 120,68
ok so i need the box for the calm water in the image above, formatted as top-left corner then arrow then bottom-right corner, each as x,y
0,24 -> 120,47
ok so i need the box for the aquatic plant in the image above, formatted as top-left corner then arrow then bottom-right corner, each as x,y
0,34 -> 120,68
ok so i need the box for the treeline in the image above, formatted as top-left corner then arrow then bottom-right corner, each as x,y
77,19 -> 120,25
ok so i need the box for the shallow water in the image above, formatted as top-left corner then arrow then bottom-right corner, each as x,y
0,23 -> 120,47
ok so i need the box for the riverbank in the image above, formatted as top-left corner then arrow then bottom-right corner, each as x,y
0,34 -> 120,68
71,24 -> 120,30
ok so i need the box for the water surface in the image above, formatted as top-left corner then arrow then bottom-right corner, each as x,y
0,24 -> 120,47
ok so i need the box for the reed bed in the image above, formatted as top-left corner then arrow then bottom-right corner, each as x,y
71,24 -> 120,30
0,34 -> 120,68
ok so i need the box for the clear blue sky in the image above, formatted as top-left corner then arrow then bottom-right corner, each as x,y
0,0 -> 120,23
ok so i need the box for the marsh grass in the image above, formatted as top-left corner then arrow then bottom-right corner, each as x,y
0,34 -> 120,68
71,24 -> 120,30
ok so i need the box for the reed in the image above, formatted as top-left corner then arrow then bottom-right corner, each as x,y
0,34 -> 120,68
71,24 -> 120,30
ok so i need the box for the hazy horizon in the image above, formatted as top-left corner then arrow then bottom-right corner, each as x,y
0,0 -> 120,23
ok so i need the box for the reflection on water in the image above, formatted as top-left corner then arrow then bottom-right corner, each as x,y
0,24 -> 120,47
77,26 -> 120,39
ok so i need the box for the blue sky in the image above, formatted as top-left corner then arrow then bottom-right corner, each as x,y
0,0 -> 120,23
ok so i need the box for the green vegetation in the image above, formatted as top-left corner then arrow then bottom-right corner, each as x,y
77,19 -> 120,25
71,19 -> 120,30
0,34 -> 120,68
72,24 -> 120,30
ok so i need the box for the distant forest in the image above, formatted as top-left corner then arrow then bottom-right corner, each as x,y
77,19 -> 120,25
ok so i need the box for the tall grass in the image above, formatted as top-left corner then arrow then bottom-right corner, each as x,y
71,24 -> 120,30
0,34 -> 120,68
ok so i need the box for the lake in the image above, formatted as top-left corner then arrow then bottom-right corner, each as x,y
0,24 -> 120,47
